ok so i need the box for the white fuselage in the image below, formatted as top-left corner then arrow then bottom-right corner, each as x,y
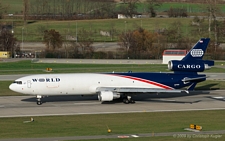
9,73 -> 167,96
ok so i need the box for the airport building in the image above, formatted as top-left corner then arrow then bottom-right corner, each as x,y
162,49 -> 187,64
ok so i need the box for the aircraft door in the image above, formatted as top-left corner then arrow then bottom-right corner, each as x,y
27,80 -> 31,88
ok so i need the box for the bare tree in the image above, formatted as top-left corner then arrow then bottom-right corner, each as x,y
108,22 -> 117,41
190,16 -> 208,39
163,21 -> 183,43
36,25 -> 48,40
0,28 -> 20,57
77,28 -> 94,58
145,0 -> 161,17
23,0 -> 29,26
216,20 -> 225,43
118,30 -> 133,58
28,0 -> 117,20
153,34 -> 167,59
118,27 -> 158,59
43,29 -> 63,51
100,1 -> 117,18
0,1 -> 9,19
118,0 -> 140,18
167,7 -> 187,17
62,41 -> 77,58
68,41 -> 78,58
205,0 -> 221,51
89,0 -> 116,19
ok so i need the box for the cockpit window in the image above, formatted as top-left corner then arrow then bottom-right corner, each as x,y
13,81 -> 22,84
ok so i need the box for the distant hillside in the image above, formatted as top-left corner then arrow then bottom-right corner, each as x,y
3,0 -> 225,16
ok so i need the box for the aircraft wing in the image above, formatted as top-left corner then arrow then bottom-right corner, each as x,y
96,87 -> 188,94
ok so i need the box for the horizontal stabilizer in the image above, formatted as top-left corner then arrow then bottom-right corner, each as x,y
202,60 -> 214,66
182,76 -> 207,82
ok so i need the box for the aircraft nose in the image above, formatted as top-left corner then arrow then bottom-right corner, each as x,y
9,83 -> 16,92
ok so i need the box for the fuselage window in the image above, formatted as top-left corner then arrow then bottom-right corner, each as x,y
39,78 -> 45,82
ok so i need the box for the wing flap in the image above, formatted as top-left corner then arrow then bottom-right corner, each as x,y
96,87 -> 188,93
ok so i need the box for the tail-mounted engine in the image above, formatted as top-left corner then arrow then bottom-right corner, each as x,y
168,60 -> 214,72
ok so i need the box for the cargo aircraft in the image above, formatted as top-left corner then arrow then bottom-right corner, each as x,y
9,38 -> 214,105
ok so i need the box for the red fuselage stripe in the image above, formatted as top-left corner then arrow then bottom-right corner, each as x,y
107,74 -> 173,90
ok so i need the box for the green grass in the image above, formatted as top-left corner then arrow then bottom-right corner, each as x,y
215,61 -> 225,65
7,18 -> 194,42
204,67 -> 225,73
0,110 -> 225,139
4,1 -> 225,15
2,0 -> 23,14
3,1 -> 225,42
137,2 -> 212,13
195,80 -> 225,90
157,2 -> 225,13
0,60 -> 167,75
2,9 -> 223,42
0,81 -> 22,96
2,1 -> 216,42
0,60 -> 224,75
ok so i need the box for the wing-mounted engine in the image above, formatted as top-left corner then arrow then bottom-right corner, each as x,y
168,60 -> 214,72
98,91 -> 120,102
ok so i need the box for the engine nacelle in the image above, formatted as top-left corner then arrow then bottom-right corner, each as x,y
98,91 -> 120,102
168,60 -> 213,72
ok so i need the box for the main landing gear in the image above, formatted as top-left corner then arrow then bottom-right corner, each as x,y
36,95 -> 43,105
123,96 -> 135,104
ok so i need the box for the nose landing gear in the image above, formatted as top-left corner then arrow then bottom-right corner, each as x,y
36,95 -> 43,105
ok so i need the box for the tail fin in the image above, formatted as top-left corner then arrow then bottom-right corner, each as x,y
182,38 -> 210,61
168,38 -> 214,73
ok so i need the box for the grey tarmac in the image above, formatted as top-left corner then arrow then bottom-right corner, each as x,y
0,90 -> 225,118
